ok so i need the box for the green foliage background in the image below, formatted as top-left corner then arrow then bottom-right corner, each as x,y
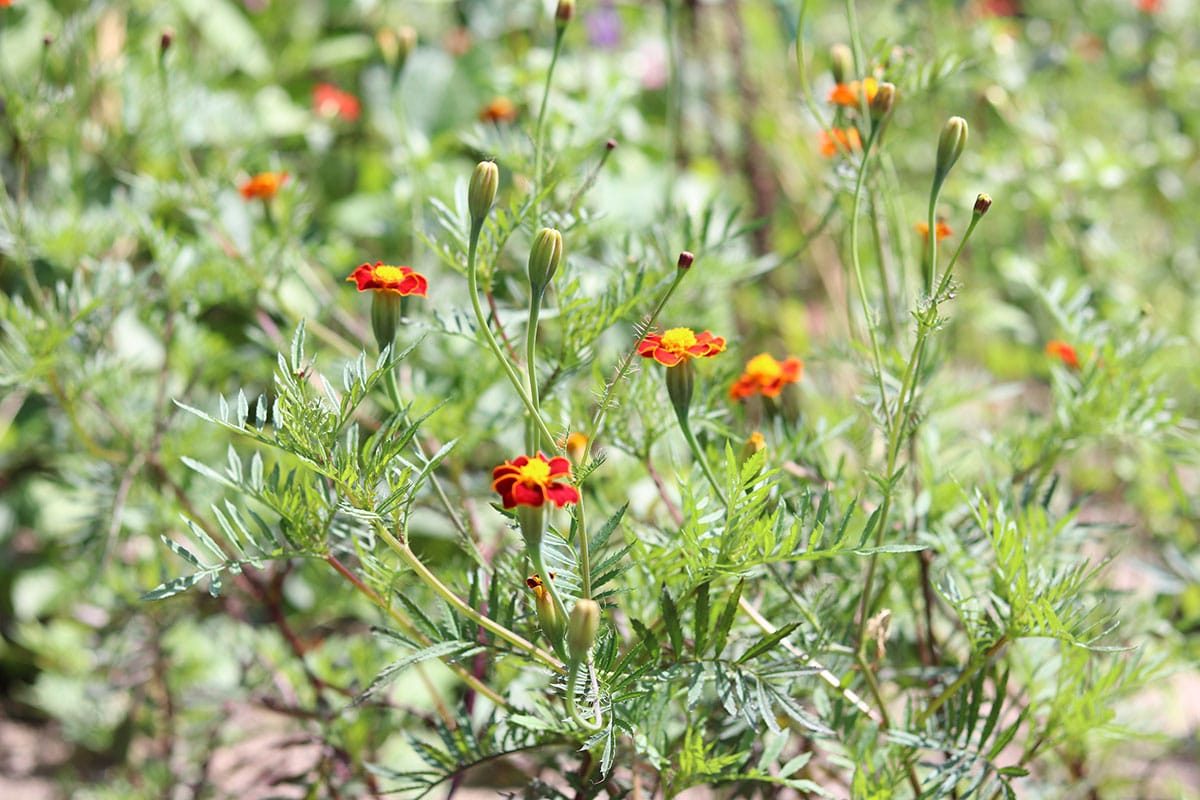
1,0 -> 1198,798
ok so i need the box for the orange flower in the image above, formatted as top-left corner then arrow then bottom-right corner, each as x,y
1136,0 -> 1161,12
637,327 -> 726,367
827,77 -> 879,107
729,353 -> 803,400
239,171 -> 288,200
0,1 -> 14,7
819,127 -> 862,157
312,82 -> 361,121
492,453 -> 580,509
479,96 -> 518,123
915,220 -> 953,241
346,263 -> 429,297
1045,340 -> 1080,369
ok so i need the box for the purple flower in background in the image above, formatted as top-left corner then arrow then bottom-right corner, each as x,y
587,0 -> 622,49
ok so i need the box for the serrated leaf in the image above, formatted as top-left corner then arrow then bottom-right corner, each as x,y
712,578 -> 744,658
661,584 -> 683,655
694,580 -> 711,657
737,621 -> 800,665
356,640 -> 479,704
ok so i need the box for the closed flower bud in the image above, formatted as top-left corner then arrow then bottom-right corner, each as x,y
830,44 -> 852,85
677,251 -> 694,271
567,599 -> 600,663
468,161 -> 499,223
974,192 -> 992,217
527,574 -> 564,642
870,82 -> 896,120
556,0 -> 575,28
935,116 -> 968,185
739,431 -> 766,468
563,432 -> 589,466
528,227 -> 564,293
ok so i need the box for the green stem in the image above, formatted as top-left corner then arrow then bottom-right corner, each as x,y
533,29 -> 566,224
566,659 -> 603,730
530,541 -> 570,661
678,415 -> 728,507
575,491 -> 593,600
373,520 -> 565,673
467,220 -> 558,448
916,636 -> 1008,727
526,288 -> 545,452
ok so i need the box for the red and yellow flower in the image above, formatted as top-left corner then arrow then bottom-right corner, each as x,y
819,127 -> 863,157
1045,339 -> 1080,369
915,220 -> 953,241
828,77 -> 879,107
637,327 -> 726,367
479,96 -> 518,124
313,82 -> 361,122
346,263 -> 428,297
729,353 -> 803,400
239,171 -> 288,200
492,453 -> 580,509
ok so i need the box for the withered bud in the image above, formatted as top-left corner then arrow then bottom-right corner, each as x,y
677,251 -> 695,271
870,82 -> 896,120
973,193 -> 992,217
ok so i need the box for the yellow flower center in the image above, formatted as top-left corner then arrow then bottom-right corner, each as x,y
660,327 -> 698,353
373,265 -> 406,283
745,353 -> 782,380
516,457 -> 551,486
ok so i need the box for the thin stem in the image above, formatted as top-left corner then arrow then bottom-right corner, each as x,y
916,636 -> 1008,727
526,289 -> 545,452
566,659 -> 603,730
533,29 -> 566,224
466,220 -> 558,447
530,541 -> 570,660
324,553 -> 509,709
847,126 -> 890,425
373,520 -> 565,673
575,491 -> 593,600
678,415 -> 728,507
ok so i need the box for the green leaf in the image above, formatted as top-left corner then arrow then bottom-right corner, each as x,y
694,580 -> 711,657
661,584 -> 684,655
711,578 -> 744,658
737,621 -> 800,665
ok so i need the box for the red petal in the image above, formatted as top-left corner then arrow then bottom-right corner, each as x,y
545,456 -> 572,477
511,483 -> 546,507
653,349 -> 683,367
545,483 -> 580,507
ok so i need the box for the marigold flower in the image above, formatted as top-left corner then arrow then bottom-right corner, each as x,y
479,96 -> 518,124
729,353 -> 803,400
915,220 -> 953,241
637,327 -> 726,368
1136,0 -> 1162,12
819,127 -> 863,157
0,1 -> 14,8
1045,340 -> 1080,369
312,82 -> 361,122
561,432 -> 589,466
239,171 -> 288,200
346,263 -> 429,297
492,453 -> 580,509
828,77 -> 879,107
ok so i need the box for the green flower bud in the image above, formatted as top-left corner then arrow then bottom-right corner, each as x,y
527,574 -> 564,643
567,599 -> 600,663
935,116 -> 968,185
468,161 -> 499,223
830,44 -> 852,85
974,192 -> 992,218
556,0 -> 575,29
528,227 -> 564,294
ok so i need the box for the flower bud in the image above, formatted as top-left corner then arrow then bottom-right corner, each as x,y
563,432 -> 589,466
870,82 -> 896,121
556,0 -> 575,29
935,116 -> 968,185
378,26 -> 417,69
527,574 -> 564,642
528,227 -> 564,293
739,431 -> 766,468
468,160 -> 499,223
677,251 -> 694,271
973,192 -> 992,218
830,44 -> 852,85
567,599 -> 600,663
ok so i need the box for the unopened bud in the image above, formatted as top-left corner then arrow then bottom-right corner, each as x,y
43,34 -> 54,48
830,44 -> 852,85
378,26 -> 417,69
606,138 -> 617,151
556,0 -> 575,28
527,574 -> 564,642
973,192 -> 992,217
567,599 -> 600,663
870,82 -> 896,120
677,251 -> 694,271
739,431 -> 766,467
528,227 -> 564,293
468,160 -> 499,223
160,27 -> 174,55
935,116 -> 968,185
563,432 -> 589,466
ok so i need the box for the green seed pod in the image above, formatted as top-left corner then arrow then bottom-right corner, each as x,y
528,227 -> 564,294
567,599 -> 600,663
468,161 -> 499,223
